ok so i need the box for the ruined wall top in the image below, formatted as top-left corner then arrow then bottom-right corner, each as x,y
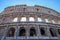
0,5 -> 60,17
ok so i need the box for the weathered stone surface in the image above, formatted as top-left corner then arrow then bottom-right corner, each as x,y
0,5 -> 60,40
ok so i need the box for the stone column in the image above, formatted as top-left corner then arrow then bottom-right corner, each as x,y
37,25 -> 41,37
14,25 -> 18,39
26,25 -> 30,39
35,15 -> 38,22
41,14 -> 45,22
18,15 -> 21,22
54,26 -> 59,37
26,15 -> 29,22
56,27 -> 60,39
46,26 -> 51,37
1,25 -> 9,40
16,26 -> 20,37
48,16 -> 52,23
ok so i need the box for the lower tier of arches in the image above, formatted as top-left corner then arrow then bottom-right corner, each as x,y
1,22 -> 60,40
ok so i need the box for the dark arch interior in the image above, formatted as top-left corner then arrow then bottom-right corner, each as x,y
50,28 -> 57,37
8,28 -> 15,37
40,27 -> 46,36
19,27 -> 26,36
58,29 -> 60,35
30,27 -> 36,36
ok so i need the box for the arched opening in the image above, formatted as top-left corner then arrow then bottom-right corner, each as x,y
58,29 -> 60,35
51,20 -> 55,23
12,16 -> 18,22
29,16 -> 35,21
30,27 -> 36,36
40,27 -> 46,36
21,16 -> 26,22
8,28 -> 15,37
19,27 -> 26,36
49,28 -> 57,37
38,17 -> 42,22
45,19 -> 49,23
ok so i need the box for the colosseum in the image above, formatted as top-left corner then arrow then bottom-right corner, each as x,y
0,5 -> 60,40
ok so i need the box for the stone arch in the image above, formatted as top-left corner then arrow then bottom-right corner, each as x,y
19,27 -> 26,36
49,28 -> 57,37
30,27 -> 37,36
40,27 -> 46,36
7,27 -> 15,37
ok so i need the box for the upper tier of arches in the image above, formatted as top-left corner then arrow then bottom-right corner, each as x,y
0,5 -> 60,24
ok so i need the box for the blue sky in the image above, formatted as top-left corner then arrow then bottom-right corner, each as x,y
0,0 -> 60,13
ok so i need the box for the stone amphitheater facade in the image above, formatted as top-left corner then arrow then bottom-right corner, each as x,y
0,5 -> 60,40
